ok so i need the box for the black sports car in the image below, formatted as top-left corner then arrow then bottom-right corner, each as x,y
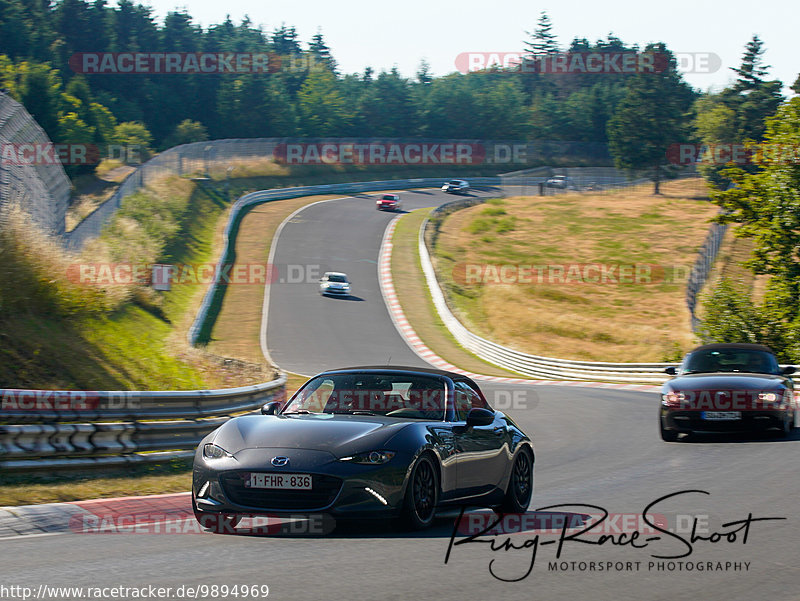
660,343 -> 796,441
193,366 -> 534,532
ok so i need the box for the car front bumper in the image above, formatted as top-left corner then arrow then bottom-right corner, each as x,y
660,407 -> 789,433
193,447 -> 409,519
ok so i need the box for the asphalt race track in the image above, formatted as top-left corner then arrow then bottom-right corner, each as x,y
4,188 -> 799,601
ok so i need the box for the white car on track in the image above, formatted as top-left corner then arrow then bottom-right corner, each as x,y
319,272 -> 351,297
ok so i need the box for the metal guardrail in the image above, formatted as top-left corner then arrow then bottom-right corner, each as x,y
0,374 -> 286,472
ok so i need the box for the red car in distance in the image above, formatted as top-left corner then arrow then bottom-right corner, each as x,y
376,194 -> 402,211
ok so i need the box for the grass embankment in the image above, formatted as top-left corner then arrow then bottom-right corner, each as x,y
432,179 -> 718,362
0,176 -> 252,390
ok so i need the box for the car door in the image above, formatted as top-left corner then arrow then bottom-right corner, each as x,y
452,381 -> 507,498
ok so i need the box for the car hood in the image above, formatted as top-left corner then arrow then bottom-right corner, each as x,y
664,373 -> 789,392
210,414 -> 411,456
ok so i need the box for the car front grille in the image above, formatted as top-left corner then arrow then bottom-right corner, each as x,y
220,472 -> 343,510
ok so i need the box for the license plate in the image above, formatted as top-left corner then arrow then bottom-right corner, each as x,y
245,473 -> 312,490
701,411 -> 741,421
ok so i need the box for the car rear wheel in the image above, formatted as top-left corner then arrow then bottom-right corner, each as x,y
402,455 -> 439,530
497,449 -> 533,514
660,422 -> 680,442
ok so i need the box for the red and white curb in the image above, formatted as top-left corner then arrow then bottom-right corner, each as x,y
0,492 -> 194,539
377,215 -> 660,394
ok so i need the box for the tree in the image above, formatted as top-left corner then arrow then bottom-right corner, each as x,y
524,11 -> 559,56
607,43 -> 695,193
308,30 -> 336,72
416,60 -> 432,85
357,68 -> 420,137
162,119 -> 208,149
694,36 -> 783,189
706,98 -> 800,359
296,70 -> 352,136
19,62 -> 63,141
271,24 -> 301,56
113,121 -> 153,158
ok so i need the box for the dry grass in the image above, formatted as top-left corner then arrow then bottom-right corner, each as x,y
435,179 -> 718,362
391,208 -> 526,377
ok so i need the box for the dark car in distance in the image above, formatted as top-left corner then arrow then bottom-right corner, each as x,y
660,343 -> 796,441
193,366 -> 534,532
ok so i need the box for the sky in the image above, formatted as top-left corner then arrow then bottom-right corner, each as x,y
135,0 -> 797,94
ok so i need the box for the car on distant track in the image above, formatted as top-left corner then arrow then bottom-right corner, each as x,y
376,193 -> 402,211
192,366 -> 534,532
544,175 -> 575,189
441,179 -> 470,194
319,272 -> 351,297
659,343 -> 796,441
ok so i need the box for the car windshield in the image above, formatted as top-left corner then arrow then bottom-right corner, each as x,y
448,180 -> 461,185
283,373 -> 446,420
382,195 -> 396,200
683,349 -> 780,374
327,275 -> 347,283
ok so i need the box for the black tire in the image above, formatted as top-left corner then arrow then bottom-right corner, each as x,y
777,411 -> 792,437
660,422 -> 680,442
402,455 -> 439,530
497,449 -> 533,514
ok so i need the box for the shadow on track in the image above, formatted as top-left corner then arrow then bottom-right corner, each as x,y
321,294 -> 365,302
213,510 -> 591,540
671,430 -> 800,444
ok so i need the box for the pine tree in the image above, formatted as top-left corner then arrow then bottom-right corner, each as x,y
730,35 -> 770,93
524,12 -> 559,56
308,30 -> 336,72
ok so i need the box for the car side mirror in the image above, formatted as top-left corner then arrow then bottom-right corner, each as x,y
781,365 -> 796,375
466,407 -> 494,428
261,401 -> 282,415
664,367 -> 677,376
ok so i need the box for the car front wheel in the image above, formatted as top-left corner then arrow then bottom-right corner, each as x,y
660,421 -> 679,442
402,455 -> 439,530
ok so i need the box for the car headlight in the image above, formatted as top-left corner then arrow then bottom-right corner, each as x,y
339,450 -> 396,465
203,443 -> 232,459
661,391 -> 685,406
